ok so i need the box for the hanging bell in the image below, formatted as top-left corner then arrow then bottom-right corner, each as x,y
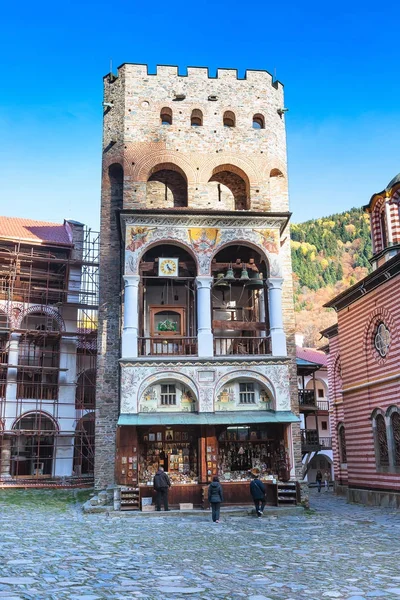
239,266 -> 250,282
245,272 -> 264,290
214,273 -> 230,288
224,266 -> 235,281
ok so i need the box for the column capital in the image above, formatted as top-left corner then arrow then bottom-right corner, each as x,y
195,275 -> 213,290
123,275 -> 140,287
266,277 -> 284,290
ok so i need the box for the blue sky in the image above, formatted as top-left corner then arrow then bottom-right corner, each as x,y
1,0 -> 399,230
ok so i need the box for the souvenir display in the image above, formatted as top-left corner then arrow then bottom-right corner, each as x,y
138,429 -> 198,484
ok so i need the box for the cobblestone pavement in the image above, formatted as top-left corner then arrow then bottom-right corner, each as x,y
0,488 -> 400,600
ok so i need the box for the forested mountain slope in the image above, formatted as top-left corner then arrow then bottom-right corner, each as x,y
291,207 -> 372,346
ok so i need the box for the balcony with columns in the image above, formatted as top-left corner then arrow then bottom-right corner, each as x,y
122,242 -> 287,359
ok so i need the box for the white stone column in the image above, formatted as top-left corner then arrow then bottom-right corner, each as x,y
122,275 -> 140,358
385,200 -> 393,246
196,276 -> 214,358
267,277 -> 287,356
258,289 -> 267,338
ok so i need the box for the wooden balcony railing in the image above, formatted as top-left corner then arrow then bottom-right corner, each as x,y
138,337 -> 197,357
298,390 -> 316,407
317,400 -> 329,411
214,336 -> 271,356
301,429 -> 332,452
16,382 -> 58,401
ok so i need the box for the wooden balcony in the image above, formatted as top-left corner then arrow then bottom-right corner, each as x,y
301,429 -> 332,452
214,336 -> 271,356
298,389 -> 316,408
138,337 -> 197,357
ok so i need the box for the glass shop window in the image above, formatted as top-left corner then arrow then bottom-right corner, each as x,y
161,384 -> 176,405
239,382 -> 255,404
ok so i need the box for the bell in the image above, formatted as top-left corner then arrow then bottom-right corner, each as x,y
224,267 -> 235,281
245,272 -> 264,290
214,273 -> 230,288
239,267 -> 250,282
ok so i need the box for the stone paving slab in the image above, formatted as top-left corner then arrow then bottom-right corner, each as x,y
0,489 -> 400,600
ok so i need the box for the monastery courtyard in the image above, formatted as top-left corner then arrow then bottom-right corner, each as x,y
0,491 -> 399,600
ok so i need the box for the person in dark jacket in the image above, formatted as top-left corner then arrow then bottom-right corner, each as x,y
208,476 -> 224,523
249,468 -> 266,517
316,469 -> 323,493
153,467 -> 171,511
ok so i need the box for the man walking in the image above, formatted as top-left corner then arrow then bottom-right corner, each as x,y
249,468 -> 266,517
153,467 -> 171,511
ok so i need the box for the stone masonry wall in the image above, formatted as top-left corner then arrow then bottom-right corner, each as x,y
97,63 -> 298,490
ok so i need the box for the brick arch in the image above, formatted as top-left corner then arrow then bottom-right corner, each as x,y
133,152 -> 198,184
199,156 -> 259,185
262,161 -> 287,181
17,305 -> 65,331
363,308 -> 396,364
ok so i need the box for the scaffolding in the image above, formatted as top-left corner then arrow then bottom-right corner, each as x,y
0,226 -> 99,487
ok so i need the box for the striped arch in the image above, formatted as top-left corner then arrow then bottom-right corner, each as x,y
17,305 -> 65,331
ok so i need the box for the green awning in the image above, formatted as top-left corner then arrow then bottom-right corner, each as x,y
117,411 -> 300,426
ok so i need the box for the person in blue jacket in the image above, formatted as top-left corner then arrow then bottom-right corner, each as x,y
249,468 -> 266,517
208,476 -> 224,523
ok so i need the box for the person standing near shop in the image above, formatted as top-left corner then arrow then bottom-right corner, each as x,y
249,468 -> 266,517
153,467 -> 171,511
208,476 -> 224,523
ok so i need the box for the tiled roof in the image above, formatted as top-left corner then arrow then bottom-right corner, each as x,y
0,216 -> 72,246
296,346 -> 327,367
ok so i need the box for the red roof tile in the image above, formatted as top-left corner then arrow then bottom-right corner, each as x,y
0,216 -> 72,246
296,346 -> 327,367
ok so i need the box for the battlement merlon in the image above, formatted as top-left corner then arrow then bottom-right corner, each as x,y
103,63 -> 284,90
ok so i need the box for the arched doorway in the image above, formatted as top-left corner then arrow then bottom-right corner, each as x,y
11,412 -> 57,477
74,414 -> 95,476
212,244 -> 269,355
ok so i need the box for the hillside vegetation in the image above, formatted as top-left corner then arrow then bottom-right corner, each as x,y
291,207 -> 372,346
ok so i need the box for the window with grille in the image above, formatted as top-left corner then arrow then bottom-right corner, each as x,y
374,322 -> 390,358
376,414 -> 389,467
161,384 -> 176,405
239,383 -> 255,404
392,412 -> 400,467
338,425 -> 347,463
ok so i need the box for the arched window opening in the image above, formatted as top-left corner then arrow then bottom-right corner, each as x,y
392,412 -> 400,467
74,414 -> 95,476
375,414 -> 389,467
252,114 -> 265,129
380,210 -> 388,249
11,413 -> 57,477
160,107 -> 173,125
338,424 -> 347,464
208,165 -> 250,210
212,244 -> 269,356
223,111 -> 236,128
18,313 -> 60,401
75,369 -> 96,409
191,109 -> 203,127
138,244 -> 197,357
147,164 -> 188,208
269,169 -> 285,202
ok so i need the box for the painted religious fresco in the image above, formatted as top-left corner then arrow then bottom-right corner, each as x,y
123,217 -> 284,277
215,381 -> 272,412
120,363 -> 291,414
138,382 -> 197,413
